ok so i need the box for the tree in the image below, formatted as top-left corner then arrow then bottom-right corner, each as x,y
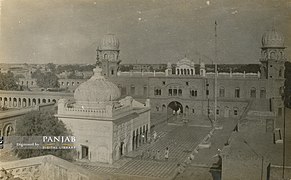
32,70 -> 59,88
0,72 -> 19,91
46,63 -> 56,73
14,110 -> 76,161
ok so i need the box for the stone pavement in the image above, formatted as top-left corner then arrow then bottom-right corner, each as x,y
78,123 -> 212,179
175,118 -> 238,180
168,114 -> 213,128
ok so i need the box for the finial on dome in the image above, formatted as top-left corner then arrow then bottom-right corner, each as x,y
272,17 -> 276,31
92,66 -> 103,79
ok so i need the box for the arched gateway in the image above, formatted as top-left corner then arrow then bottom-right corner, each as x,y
167,101 -> 183,122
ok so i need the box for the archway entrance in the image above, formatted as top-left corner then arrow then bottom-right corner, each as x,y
167,101 -> 183,122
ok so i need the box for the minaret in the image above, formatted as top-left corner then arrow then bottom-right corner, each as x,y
96,34 -> 121,77
260,27 -> 286,129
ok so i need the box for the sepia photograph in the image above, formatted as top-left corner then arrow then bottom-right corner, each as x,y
0,0 -> 290,179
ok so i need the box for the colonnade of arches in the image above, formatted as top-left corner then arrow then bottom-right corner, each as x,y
132,124 -> 149,151
155,101 -> 241,119
0,96 -> 57,108
176,68 -> 195,75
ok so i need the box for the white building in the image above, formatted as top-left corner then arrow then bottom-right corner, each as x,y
57,67 -> 151,164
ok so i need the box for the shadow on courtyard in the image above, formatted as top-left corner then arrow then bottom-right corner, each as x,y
209,155 -> 222,180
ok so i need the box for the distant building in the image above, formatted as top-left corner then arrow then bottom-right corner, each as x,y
55,29 -> 287,143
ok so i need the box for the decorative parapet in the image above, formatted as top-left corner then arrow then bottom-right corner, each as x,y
0,155 -> 94,180
205,72 -> 260,78
58,97 -> 137,118
117,71 -> 166,77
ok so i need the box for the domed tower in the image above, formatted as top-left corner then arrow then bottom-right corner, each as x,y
260,28 -> 287,129
260,28 -> 286,79
96,34 -> 121,77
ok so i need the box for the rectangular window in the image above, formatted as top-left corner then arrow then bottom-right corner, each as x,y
206,90 -> 209,96
186,82 -> 189,86
235,88 -> 240,98
234,110 -> 238,116
131,86 -> 135,95
143,86 -> 147,96
162,81 -> 165,85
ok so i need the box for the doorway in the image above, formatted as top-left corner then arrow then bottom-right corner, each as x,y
81,145 -> 89,159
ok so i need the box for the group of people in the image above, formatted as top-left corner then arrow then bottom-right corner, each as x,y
141,147 -> 169,161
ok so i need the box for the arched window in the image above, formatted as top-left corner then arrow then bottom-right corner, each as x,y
270,52 -> 276,59
111,69 -> 114,75
192,109 -> 195,114
130,85 -> 135,95
219,87 -> 225,97
190,90 -> 198,97
143,86 -> 147,96
191,69 -> 194,75
178,89 -> 182,96
168,89 -> 173,96
156,106 -> 160,111
250,87 -> 256,98
260,88 -> 266,99
173,89 -> 177,96
4,124 -> 14,136
187,69 -> 190,75
177,69 -> 180,75
233,107 -> 238,116
184,69 -> 186,75
235,88 -> 240,98
185,105 -> 189,115
162,104 -> 166,111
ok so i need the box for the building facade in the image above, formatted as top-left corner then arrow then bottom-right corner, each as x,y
55,29 -> 286,132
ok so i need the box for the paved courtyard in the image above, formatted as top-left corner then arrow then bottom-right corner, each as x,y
77,113 -> 213,179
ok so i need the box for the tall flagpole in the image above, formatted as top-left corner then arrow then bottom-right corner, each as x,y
214,21 -> 218,124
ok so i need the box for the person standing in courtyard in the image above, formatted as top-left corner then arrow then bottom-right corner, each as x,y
147,149 -> 151,158
165,147 -> 169,160
156,150 -> 160,160
141,151 -> 145,159
152,150 -> 156,159
153,131 -> 157,142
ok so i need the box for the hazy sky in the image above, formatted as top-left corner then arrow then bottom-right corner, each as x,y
0,0 -> 290,64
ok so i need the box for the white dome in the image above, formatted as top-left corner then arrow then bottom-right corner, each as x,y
99,34 -> 120,50
262,29 -> 284,48
74,67 -> 121,103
